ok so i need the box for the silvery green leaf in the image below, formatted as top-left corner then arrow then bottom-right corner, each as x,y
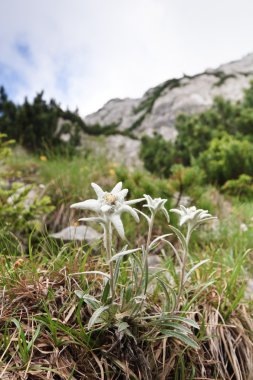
164,316 -> 199,330
160,330 -> 199,349
70,270 -> 111,279
161,238 -> 182,266
101,279 -> 111,304
88,305 -> 110,330
149,234 -> 172,250
74,290 -> 85,299
109,248 -> 141,262
134,208 -> 151,224
117,321 -> 129,333
82,294 -> 101,309
169,225 -> 188,252
184,259 -> 210,283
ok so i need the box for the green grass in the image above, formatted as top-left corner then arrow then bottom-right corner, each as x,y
1,149 -> 253,379
0,213 -> 252,379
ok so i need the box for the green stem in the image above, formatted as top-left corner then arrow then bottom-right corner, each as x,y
132,212 -> 155,317
143,212 -> 155,294
146,213 -> 155,253
176,225 -> 191,310
104,221 -> 115,301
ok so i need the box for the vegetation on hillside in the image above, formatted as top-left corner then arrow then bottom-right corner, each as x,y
1,82 -> 253,379
141,81 -> 253,195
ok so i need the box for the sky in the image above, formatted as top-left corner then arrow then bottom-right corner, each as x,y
0,0 -> 253,116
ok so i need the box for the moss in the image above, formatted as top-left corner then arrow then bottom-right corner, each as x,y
81,122 -> 120,136
134,78 -> 182,115
213,71 -> 236,87
125,114 -> 146,134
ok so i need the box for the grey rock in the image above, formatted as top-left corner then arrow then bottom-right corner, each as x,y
80,133 -> 142,167
104,135 -> 142,166
245,279 -> 253,300
84,53 -> 253,144
7,184 -> 46,209
50,225 -> 102,243
85,98 -> 141,130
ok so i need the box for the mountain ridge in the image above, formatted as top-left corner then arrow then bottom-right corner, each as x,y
85,53 -> 253,138
83,53 -> 253,165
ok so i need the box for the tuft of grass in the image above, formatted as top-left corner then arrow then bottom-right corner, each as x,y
1,211 -> 252,380
2,148 -> 253,379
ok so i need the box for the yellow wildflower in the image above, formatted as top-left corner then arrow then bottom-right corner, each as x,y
109,169 -> 116,176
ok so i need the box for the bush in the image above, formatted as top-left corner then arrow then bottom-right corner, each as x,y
174,83 -> 253,165
140,134 -> 176,177
0,87 -> 81,153
198,135 -> 253,185
0,133 -> 14,160
222,174 -> 253,199
0,134 -> 54,238
115,166 -> 173,201
175,97 -> 241,165
169,164 -> 205,193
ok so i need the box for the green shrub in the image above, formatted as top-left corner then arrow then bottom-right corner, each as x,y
175,96 -> 241,165
0,133 -> 15,160
222,174 -> 253,199
0,183 -> 54,236
169,164 -> 205,193
174,82 -> 253,165
140,134 -> 176,177
198,135 -> 253,184
116,166 -> 172,200
0,135 -> 54,238
0,87 -> 81,153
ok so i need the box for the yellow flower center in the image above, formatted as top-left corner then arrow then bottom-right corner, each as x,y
104,193 -> 117,205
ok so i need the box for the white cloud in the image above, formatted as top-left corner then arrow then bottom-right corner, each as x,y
0,0 -> 253,115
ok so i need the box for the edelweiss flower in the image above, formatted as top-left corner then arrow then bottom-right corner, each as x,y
170,205 -> 213,228
71,182 -> 144,239
143,194 -> 170,221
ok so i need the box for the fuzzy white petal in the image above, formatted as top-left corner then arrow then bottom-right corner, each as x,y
162,208 -> 170,222
110,214 -> 125,239
170,208 -> 183,216
117,189 -> 128,200
119,204 -> 139,222
111,182 -> 122,194
101,204 -> 112,213
91,183 -> 104,198
79,217 -> 105,223
125,198 -> 145,205
70,199 -> 100,211
179,214 -> 191,226
143,194 -> 152,205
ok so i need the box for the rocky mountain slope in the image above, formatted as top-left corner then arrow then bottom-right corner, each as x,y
83,53 -> 253,165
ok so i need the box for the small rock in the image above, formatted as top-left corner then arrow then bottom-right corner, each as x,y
240,223 -> 248,232
7,184 -> 44,209
245,279 -> 253,300
50,225 -> 102,243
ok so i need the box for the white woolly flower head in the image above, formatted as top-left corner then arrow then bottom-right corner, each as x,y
170,205 -> 214,228
70,182 -> 144,239
143,194 -> 170,222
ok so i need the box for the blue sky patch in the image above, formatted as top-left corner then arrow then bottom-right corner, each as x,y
15,42 -> 32,62
0,61 -> 26,97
